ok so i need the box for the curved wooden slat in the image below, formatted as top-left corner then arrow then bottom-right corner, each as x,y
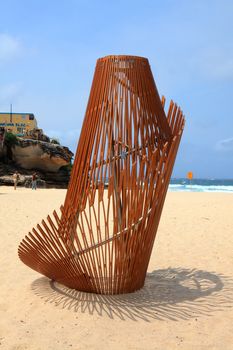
18,55 -> 185,294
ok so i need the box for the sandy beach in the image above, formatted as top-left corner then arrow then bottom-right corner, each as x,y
0,186 -> 233,349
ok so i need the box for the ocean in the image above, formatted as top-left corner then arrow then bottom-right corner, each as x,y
169,178 -> 233,193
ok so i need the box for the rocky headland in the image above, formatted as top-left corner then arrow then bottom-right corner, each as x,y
0,130 -> 73,188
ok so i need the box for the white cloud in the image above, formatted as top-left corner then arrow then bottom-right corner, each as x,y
216,137 -> 233,151
0,33 -> 22,62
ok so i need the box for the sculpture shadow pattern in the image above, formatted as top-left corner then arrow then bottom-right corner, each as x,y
31,267 -> 233,322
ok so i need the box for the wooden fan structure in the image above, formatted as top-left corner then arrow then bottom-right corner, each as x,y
18,55 -> 185,294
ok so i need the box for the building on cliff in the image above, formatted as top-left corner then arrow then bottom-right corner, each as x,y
0,112 -> 38,136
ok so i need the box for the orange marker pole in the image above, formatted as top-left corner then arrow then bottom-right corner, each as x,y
187,171 -> 193,186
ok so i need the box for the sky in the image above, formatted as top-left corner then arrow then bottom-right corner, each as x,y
0,0 -> 233,178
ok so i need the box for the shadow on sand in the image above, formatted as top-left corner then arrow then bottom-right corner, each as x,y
31,267 -> 233,321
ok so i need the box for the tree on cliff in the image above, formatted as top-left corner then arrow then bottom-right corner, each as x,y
4,132 -> 18,161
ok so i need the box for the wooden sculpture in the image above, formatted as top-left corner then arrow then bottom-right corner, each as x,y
18,55 -> 185,294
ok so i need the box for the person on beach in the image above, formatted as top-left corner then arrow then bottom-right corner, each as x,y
31,172 -> 37,190
13,171 -> 20,190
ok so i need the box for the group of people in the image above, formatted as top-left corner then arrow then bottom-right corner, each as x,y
13,171 -> 38,190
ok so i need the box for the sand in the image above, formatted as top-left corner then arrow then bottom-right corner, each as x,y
0,186 -> 233,350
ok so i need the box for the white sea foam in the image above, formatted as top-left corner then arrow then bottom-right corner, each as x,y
169,184 -> 233,193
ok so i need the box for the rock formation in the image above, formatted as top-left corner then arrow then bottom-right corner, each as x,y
0,130 -> 73,188
12,138 -> 73,173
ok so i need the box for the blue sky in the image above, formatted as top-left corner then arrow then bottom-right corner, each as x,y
0,0 -> 232,178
